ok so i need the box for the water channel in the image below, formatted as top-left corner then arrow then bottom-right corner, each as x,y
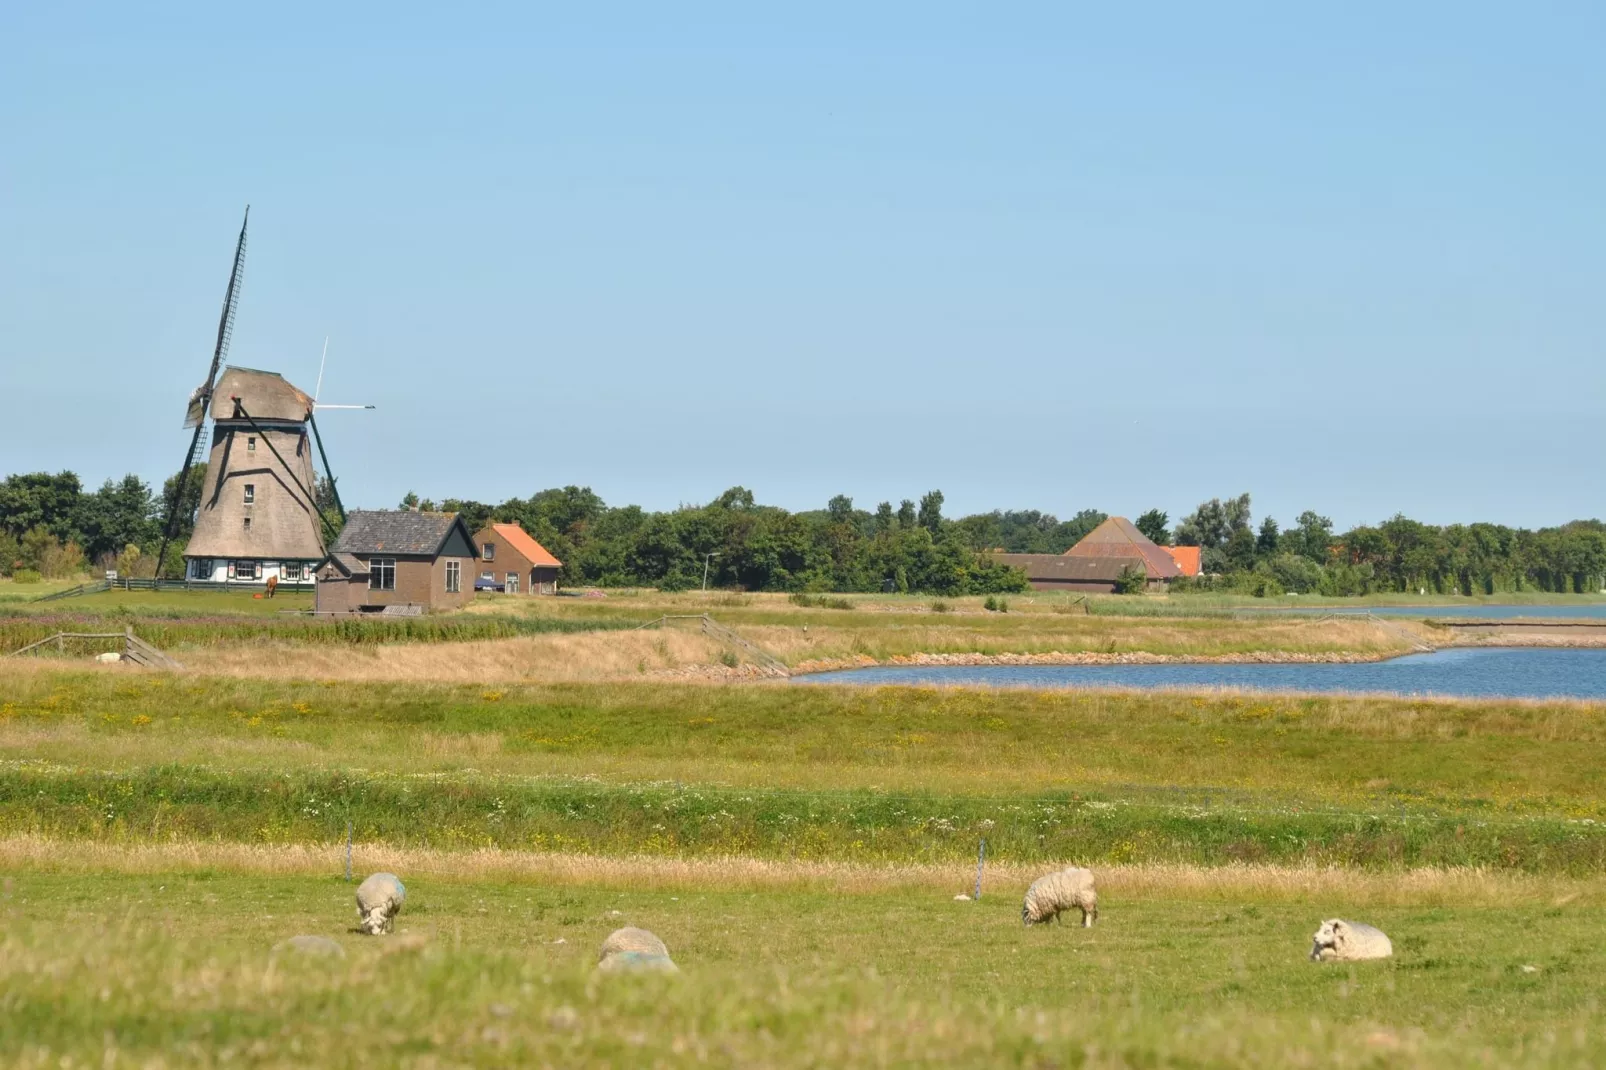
799,647 -> 1606,700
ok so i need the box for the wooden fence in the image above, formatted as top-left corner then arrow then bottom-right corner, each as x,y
6,626 -> 184,669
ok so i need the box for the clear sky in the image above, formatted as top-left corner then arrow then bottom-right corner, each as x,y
3,2 -> 1602,531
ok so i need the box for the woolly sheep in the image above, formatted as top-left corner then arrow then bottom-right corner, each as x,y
1309,918 -> 1392,962
355,872 -> 406,935
597,927 -> 678,973
1021,867 -> 1099,927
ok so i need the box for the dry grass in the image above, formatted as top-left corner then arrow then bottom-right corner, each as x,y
182,628 -> 732,683
1,834 -> 1597,906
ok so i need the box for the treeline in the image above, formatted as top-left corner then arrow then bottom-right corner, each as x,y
4,467 -> 1603,596
408,487 -> 1029,595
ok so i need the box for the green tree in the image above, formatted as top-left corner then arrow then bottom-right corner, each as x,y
74,475 -> 157,562
917,490 -> 945,534
1256,516 -> 1280,558
0,471 -> 83,540
1135,509 -> 1170,545
896,500 -> 917,529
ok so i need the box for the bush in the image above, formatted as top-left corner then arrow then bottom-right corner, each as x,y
11,570 -> 40,584
1112,566 -> 1148,595
983,595 -> 998,612
718,649 -> 740,668
930,600 -> 951,613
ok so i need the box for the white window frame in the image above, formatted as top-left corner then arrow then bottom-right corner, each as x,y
282,562 -> 302,581
235,560 -> 258,581
482,542 -> 495,561
243,483 -> 255,504
247,435 -> 257,452
445,560 -> 461,593
506,572 -> 519,594
368,558 -> 396,591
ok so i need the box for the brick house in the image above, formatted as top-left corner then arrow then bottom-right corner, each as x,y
472,522 -> 563,595
315,510 -> 478,613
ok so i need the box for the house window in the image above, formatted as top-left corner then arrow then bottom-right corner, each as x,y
480,572 -> 494,583
506,572 -> 519,594
482,542 -> 495,561
235,561 -> 258,581
247,436 -> 257,452
445,560 -> 461,593
191,558 -> 212,580
369,558 -> 396,591
282,562 -> 302,581
243,517 -> 251,531
243,484 -> 255,504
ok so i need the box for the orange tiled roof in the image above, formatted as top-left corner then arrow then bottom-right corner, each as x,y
1162,545 -> 1201,577
483,523 -> 562,568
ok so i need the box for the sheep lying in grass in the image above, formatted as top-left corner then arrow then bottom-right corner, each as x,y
355,872 -> 406,935
597,927 -> 678,973
1309,919 -> 1392,962
1022,867 -> 1099,927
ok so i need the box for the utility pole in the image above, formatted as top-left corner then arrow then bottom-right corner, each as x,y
702,552 -> 721,591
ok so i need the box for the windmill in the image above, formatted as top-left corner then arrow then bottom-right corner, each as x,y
155,210 -> 346,588
154,207 -> 250,575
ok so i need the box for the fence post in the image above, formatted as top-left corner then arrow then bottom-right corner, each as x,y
974,839 -> 986,900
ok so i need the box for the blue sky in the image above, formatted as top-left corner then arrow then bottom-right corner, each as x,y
3,2 -> 1602,530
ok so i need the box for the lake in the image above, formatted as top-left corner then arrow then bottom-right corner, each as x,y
1253,602 -> 1606,620
799,647 -> 1606,700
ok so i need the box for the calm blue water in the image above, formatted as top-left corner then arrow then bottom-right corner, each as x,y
1254,603 -> 1606,620
799,648 -> 1606,700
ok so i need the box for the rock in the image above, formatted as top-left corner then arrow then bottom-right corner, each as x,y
954,894 -> 972,901
273,935 -> 346,958
94,652 -> 122,664
596,951 -> 679,974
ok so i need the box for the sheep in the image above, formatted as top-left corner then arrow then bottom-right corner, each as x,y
355,872 -> 406,935
1309,918 -> 1392,962
1022,866 -> 1099,927
597,926 -> 678,973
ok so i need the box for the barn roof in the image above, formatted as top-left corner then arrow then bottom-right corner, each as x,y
990,554 -> 1162,584
1062,517 -> 1182,578
479,522 -> 562,568
331,511 -> 472,556
210,367 -> 314,424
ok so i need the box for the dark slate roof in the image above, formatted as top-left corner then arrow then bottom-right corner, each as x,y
1062,517 -> 1183,579
990,553 -> 1164,583
330,511 -> 466,556
329,552 -> 370,576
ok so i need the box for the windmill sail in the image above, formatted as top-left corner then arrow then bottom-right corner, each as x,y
154,207 -> 251,575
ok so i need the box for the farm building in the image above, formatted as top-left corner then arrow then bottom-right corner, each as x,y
472,522 -> 562,594
314,510 -> 478,613
183,367 -> 326,587
992,516 -> 1183,593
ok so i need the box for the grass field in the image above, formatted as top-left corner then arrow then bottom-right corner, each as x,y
3,860 -> 1602,1067
2,592 -> 1602,1065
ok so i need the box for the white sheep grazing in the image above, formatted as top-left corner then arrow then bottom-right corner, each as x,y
1022,867 -> 1099,927
597,926 -> 678,973
355,872 -> 406,935
1309,918 -> 1392,962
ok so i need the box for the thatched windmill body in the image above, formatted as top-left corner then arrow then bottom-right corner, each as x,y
182,367 -> 330,584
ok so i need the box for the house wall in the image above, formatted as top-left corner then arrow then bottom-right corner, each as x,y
189,557 -> 319,586
314,569 -> 366,613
